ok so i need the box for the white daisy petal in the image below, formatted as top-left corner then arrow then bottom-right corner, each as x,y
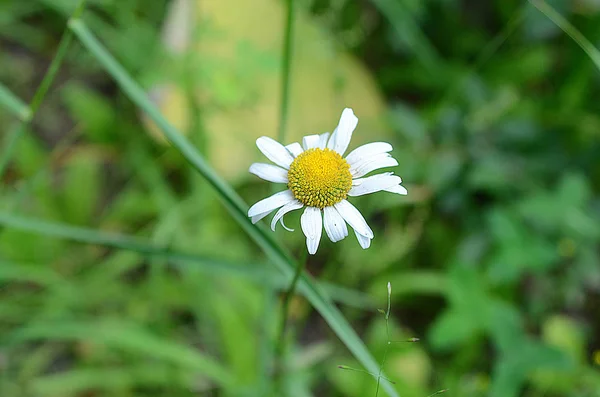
327,108 -> 358,156
323,206 -> 348,243
345,142 -> 393,166
350,155 -> 399,178
271,199 -> 303,231
252,210 -> 273,224
256,136 -> 294,169
334,200 -> 374,238
249,163 -> 288,183
385,184 -> 408,195
302,134 -> 321,150
318,132 -> 330,149
286,142 -> 303,158
300,207 -> 323,255
248,190 -> 295,219
354,229 -> 372,249
348,173 -> 402,196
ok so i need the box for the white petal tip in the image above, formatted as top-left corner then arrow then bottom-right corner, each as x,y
280,218 -> 294,232
385,185 -> 408,195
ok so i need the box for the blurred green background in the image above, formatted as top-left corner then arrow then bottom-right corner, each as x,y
1,0 -> 600,396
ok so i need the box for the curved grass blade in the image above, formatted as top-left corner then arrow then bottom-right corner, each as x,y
66,19 -> 399,397
529,0 -> 600,70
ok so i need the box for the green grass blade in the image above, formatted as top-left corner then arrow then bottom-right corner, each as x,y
529,0 -> 600,70
26,0 -> 88,115
0,212 -> 373,310
67,19 -> 399,397
0,0 -> 88,180
27,30 -> 74,116
0,83 -> 30,120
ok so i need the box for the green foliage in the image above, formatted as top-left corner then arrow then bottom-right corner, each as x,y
1,0 -> 600,396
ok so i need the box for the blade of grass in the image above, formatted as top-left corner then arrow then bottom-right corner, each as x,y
0,0 -> 88,180
0,123 -> 27,178
0,212 -> 373,310
66,19 -> 398,397
0,83 -> 30,120
529,0 -> 600,70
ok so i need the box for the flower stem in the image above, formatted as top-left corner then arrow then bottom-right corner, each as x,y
274,250 -> 306,391
277,0 -> 295,143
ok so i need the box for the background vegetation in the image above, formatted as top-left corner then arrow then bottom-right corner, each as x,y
1,0 -> 600,396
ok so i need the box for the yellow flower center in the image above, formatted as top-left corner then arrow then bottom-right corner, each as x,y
287,148 -> 353,208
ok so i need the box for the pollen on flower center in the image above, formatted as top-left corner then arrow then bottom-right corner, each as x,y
287,148 -> 353,208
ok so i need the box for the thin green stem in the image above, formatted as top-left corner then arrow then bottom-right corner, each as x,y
28,0 -> 88,115
376,283 -> 393,397
0,0 -> 88,181
272,254 -> 305,394
338,366 -> 395,384
27,33 -> 72,117
275,251 -> 307,365
277,0 -> 295,143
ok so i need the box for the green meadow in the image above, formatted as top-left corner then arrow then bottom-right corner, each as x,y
1,1 -> 600,396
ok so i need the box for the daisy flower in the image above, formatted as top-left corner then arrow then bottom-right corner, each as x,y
247,108 -> 407,254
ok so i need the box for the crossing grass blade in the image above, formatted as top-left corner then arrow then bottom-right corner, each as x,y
67,18 -> 399,397
0,0 -> 87,179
